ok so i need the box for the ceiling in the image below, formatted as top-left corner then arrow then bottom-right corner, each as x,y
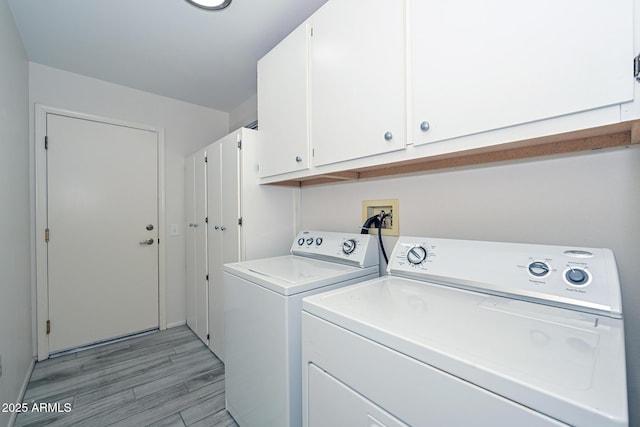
8,0 -> 328,112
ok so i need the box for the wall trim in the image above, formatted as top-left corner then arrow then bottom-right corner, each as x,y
8,357 -> 35,427
167,320 -> 187,329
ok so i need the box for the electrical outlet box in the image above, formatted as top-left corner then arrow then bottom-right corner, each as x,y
362,199 -> 399,236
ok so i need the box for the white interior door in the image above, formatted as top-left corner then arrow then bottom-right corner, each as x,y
207,141 -> 224,360
185,155 -> 196,330
194,149 -> 209,343
185,148 -> 208,344
46,113 -> 159,353
220,134 -> 241,265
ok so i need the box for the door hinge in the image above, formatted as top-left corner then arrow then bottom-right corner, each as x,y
206,274 -> 209,281
45,228 -> 50,242
46,320 -> 51,335
205,217 -> 208,223
207,333 -> 210,340
635,53 -> 640,82
44,136 -> 48,150
237,139 -> 242,149
238,217 -> 243,226
204,156 -> 208,163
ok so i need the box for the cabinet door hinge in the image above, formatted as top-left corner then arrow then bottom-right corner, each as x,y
635,53 -> 640,82
46,320 -> 51,335
205,217 -> 208,223
44,136 -> 48,150
204,156 -> 208,163
207,333 -> 210,340
45,228 -> 50,242
237,138 -> 242,149
238,217 -> 243,226
206,274 -> 209,281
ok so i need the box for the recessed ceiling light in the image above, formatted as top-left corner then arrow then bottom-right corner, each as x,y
185,0 -> 232,11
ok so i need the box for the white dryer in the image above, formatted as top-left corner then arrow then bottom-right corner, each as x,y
302,237 -> 627,427
224,230 -> 380,427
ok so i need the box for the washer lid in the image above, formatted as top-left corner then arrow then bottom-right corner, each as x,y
303,276 -> 628,427
224,255 -> 377,296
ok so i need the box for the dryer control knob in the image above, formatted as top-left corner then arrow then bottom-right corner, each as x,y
565,267 -> 589,286
407,246 -> 427,265
342,239 -> 357,255
528,261 -> 550,277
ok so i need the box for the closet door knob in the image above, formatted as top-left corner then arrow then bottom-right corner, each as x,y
295,156 -> 302,163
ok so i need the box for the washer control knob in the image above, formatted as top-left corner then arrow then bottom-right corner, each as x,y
565,267 -> 589,286
342,239 -> 357,255
306,238 -> 314,245
297,238 -> 305,246
316,237 -> 323,246
528,261 -> 550,277
407,246 -> 427,265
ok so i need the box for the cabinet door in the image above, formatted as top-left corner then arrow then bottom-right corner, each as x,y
207,134 -> 241,362
258,21 -> 310,177
220,135 -> 241,266
186,149 -> 208,345
185,155 -> 196,331
207,142 -> 224,361
310,0 -> 406,166
411,0 -> 634,146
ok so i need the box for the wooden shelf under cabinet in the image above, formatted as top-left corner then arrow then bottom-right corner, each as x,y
267,119 -> 640,187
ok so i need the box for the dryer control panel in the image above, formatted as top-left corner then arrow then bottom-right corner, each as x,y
389,236 -> 622,318
291,230 -> 379,268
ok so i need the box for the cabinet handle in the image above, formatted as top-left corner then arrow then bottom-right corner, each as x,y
214,225 -> 219,230
295,156 -> 302,163
384,132 -> 393,141
420,121 -> 430,132
220,226 -> 227,231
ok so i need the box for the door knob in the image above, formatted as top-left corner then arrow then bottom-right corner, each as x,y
220,226 -> 227,231
146,224 -> 154,231
139,238 -> 154,245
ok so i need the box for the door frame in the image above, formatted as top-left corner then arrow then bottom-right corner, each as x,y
34,104 -> 167,360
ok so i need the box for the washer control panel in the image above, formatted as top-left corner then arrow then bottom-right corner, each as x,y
389,236 -> 622,318
291,230 -> 379,268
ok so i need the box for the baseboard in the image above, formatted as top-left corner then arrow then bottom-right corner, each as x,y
9,357 -> 36,427
167,320 -> 186,329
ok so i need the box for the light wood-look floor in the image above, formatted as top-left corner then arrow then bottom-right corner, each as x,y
15,326 -> 238,427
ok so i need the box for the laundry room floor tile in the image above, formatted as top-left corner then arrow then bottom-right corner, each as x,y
15,326 -> 237,427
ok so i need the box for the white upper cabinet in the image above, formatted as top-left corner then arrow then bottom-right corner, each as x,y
310,0 -> 406,166
411,0 -> 635,146
257,21 -> 310,178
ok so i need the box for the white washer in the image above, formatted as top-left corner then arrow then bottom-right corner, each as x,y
224,230 -> 380,427
302,237 -> 627,427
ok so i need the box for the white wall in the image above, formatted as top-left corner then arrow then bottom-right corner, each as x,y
229,93 -> 258,131
0,0 -> 32,424
29,63 -> 229,331
300,146 -> 640,425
